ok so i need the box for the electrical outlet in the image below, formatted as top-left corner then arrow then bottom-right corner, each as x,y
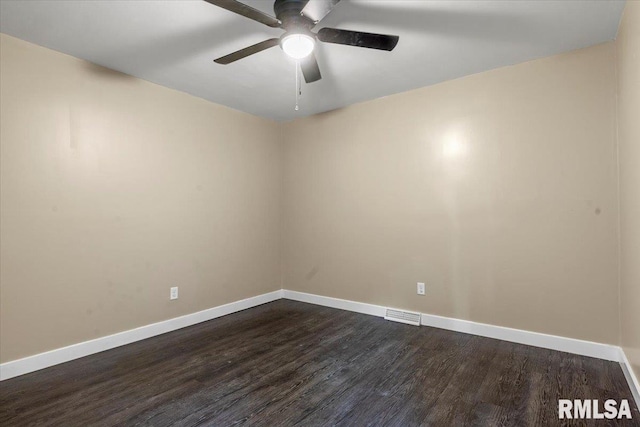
170,287 -> 179,300
417,282 -> 425,295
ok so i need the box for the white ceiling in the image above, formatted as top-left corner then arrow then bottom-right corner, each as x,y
0,0 -> 625,121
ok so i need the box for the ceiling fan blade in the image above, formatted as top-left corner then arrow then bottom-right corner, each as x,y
203,0 -> 281,28
214,38 -> 280,64
301,0 -> 341,24
300,53 -> 322,83
317,28 -> 399,51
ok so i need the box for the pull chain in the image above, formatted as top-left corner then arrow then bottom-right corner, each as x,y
295,60 -> 300,111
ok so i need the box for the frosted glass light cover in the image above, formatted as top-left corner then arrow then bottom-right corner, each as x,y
281,34 -> 315,59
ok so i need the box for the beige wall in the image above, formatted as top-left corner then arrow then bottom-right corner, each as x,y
282,43 -> 620,345
617,1 -> 640,379
0,34 -> 282,363
0,27 -> 632,365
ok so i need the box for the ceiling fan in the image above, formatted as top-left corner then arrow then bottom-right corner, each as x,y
204,0 -> 399,83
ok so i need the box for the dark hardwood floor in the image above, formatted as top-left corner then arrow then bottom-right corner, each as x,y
1,299 -> 638,426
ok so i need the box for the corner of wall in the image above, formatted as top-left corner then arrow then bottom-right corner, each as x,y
614,20 -> 623,348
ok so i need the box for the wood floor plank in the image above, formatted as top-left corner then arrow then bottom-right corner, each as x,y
1,300 -> 638,426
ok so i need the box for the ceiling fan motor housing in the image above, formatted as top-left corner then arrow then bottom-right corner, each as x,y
274,0 -> 315,29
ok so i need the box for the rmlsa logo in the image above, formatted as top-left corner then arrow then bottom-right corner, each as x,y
558,399 -> 632,420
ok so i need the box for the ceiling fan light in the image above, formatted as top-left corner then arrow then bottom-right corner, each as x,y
281,34 -> 315,59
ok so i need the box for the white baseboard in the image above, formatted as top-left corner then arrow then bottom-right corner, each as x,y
619,348 -> 640,408
0,290 -> 283,381
282,290 -> 620,362
420,312 -> 621,361
282,290 -> 387,317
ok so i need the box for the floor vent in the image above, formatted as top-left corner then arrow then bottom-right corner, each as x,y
384,308 -> 421,326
